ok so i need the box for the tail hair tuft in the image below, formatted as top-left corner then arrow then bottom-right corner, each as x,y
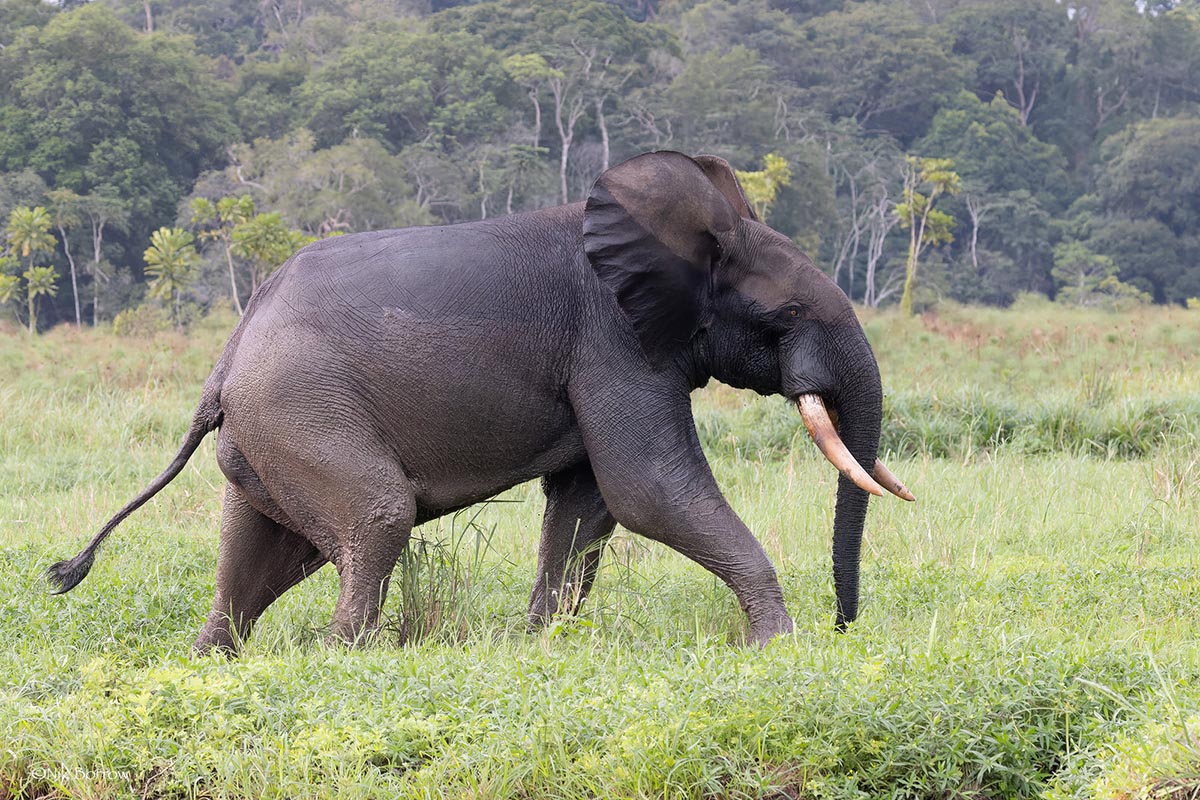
46,550 -> 96,595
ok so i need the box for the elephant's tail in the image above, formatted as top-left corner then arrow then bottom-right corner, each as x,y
46,362 -> 228,594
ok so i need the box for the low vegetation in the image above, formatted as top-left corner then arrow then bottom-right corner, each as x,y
1,305 -> 1199,798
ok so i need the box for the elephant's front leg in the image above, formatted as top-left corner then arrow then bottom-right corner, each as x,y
573,385 -> 795,646
527,461 -> 617,628
609,477 -> 794,645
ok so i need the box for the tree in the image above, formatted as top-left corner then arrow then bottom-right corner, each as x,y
454,0 -> 667,203
79,192 -> 129,325
1087,117 -> 1200,302
660,46 -> 775,160
225,131 -> 438,232
230,212 -> 314,295
0,170 -> 49,223
534,0 -> 665,200
896,157 -> 959,315
1143,6 -> 1200,119
46,189 -> 84,326
0,255 -> 19,326
143,226 -> 198,329
191,194 -> 255,316
1057,0 -> 1151,171
6,206 -> 55,273
789,2 -> 968,141
917,91 -> 1068,204
0,0 -> 56,49
21,265 -> 59,335
300,26 -> 515,154
915,91 -> 1067,303
948,0 -> 1071,127
6,205 -> 59,333
5,205 -> 59,333
735,153 -> 793,221
503,53 -> 561,148
496,143 -> 552,215
0,4 -> 234,287
1051,239 -> 1149,309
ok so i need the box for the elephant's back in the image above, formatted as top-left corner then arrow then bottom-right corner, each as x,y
217,207 -> 592,510
264,207 -> 588,328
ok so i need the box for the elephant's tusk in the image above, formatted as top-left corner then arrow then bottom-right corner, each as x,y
795,394 -> 885,497
872,458 -> 916,502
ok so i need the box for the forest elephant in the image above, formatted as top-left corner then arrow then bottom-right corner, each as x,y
48,150 -> 914,653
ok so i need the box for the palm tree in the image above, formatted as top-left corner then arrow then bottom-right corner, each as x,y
0,269 -> 19,326
144,227 -> 198,330
7,206 -> 55,271
7,207 -> 58,333
144,227 -> 198,329
22,265 -> 59,335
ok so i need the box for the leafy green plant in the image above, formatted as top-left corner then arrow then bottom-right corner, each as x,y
143,227 -> 199,330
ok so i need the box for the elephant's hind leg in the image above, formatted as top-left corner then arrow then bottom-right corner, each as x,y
327,480 -> 416,647
528,461 -> 617,628
194,483 -> 327,656
278,449 -> 416,647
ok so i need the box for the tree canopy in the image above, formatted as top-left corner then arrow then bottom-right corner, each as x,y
2,0 -> 1199,331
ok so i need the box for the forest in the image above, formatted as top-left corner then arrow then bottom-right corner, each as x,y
1,0 -> 1199,332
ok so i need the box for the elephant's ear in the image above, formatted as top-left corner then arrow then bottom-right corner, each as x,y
583,151 -> 740,366
693,155 -> 758,222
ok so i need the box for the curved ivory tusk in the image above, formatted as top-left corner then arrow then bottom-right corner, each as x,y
873,459 -> 916,502
795,394 -> 885,497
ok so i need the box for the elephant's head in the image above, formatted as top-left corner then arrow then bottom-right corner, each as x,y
583,150 -> 913,629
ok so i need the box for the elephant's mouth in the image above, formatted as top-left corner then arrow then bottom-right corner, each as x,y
794,393 -> 915,502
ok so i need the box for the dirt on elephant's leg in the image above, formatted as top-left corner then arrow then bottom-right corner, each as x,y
194,484 -> 327,656
320,464 -> 417,648
528,462 -> 616,629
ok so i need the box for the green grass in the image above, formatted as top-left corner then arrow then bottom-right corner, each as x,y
2,305 -> 1200,798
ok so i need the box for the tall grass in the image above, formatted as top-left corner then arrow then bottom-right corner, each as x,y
1,305 -> 1199,798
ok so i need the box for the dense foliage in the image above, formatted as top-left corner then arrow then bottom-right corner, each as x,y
1,0 -> 1199,330
2,306 -> 1198,797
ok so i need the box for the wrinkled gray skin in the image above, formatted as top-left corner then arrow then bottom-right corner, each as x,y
48,152 -> 883,653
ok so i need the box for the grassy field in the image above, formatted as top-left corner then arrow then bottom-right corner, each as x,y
1,302 -> 1199,799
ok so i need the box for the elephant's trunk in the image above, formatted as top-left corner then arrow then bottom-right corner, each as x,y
828,350 -> 884,631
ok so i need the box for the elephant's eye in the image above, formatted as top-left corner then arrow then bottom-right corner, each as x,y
770,305 -> 805,328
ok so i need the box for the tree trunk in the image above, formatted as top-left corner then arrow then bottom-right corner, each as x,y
966,195 -> 983,273
899,205 -> 920,316
551,79 -> 584,205
479,160 -> 488,220
224,239 -> 244,317
26,274 -> 34,336
90,218 -> 106,326
595,96 -> 610,173
863,194 -> 893,308
59,223 -> 80,326
143,0 -> 153,33
900,186 -> 933,316
530,90 -> 542,148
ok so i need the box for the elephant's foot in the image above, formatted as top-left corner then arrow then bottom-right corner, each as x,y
193,612 -> 243,658
526,580 -> 589,630
747,607 -> 795,647
326,623 -> 383,649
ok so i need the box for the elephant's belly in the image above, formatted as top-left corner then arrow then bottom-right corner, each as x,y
398,407 -> 585,520
407,422 -> 587,523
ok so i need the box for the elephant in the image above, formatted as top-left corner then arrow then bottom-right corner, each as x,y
48,151 -> 913,653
